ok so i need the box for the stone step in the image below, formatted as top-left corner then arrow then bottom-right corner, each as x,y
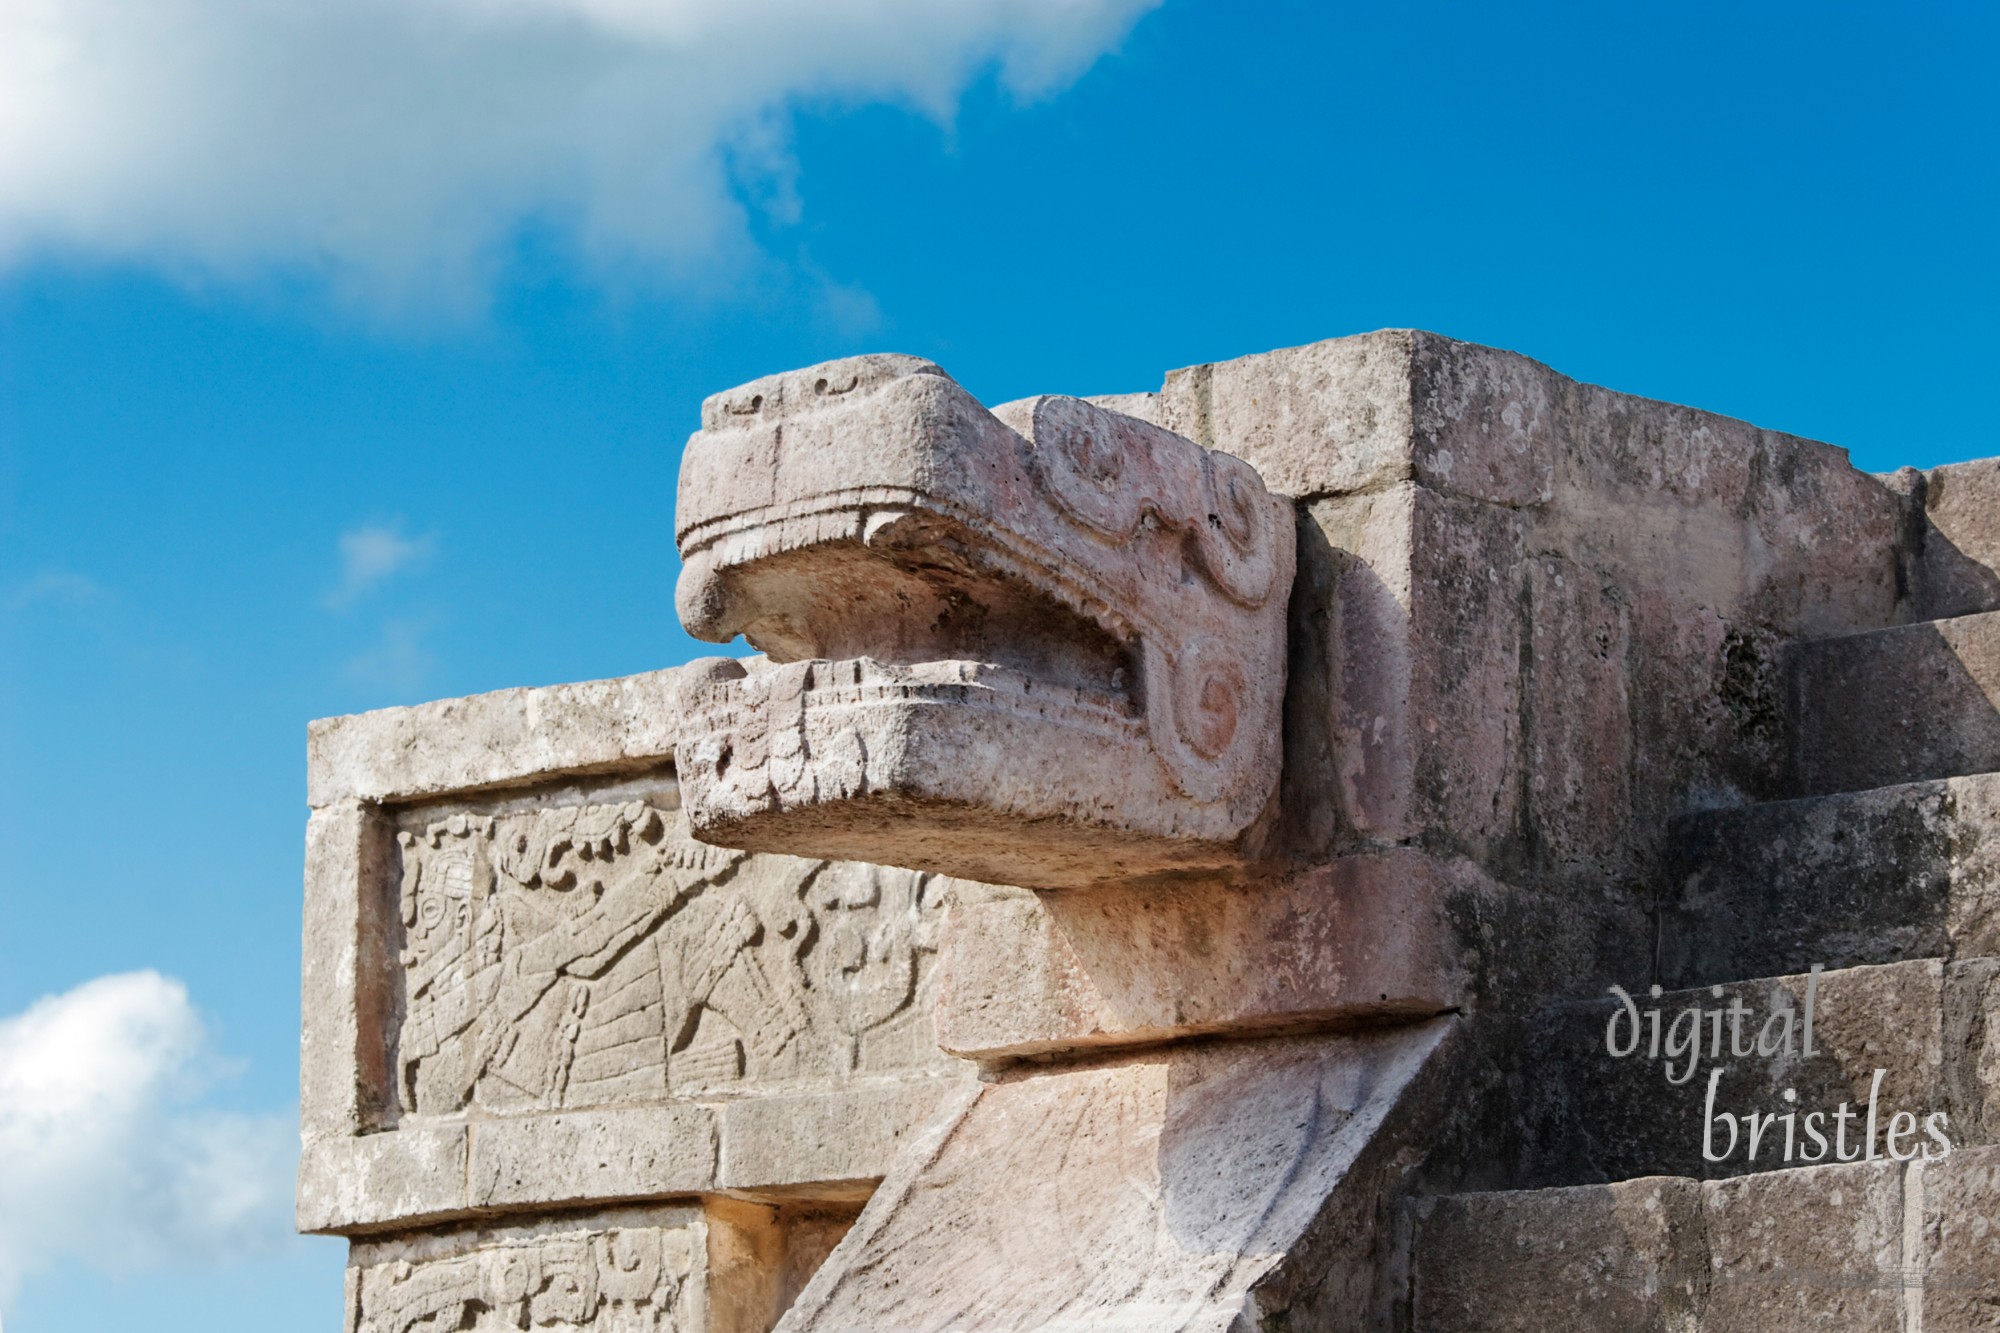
1513,958 -> 1999,1188
1412,1147 -> 2000,1332
1787,609 -> 2000,797
1659,772 -> 2000,988
1907,456 -> 2000,620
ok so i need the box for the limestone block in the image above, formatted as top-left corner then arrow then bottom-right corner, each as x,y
302,799 -> 399,1139
672,354 -> 1295,890
298,1124 -> 467,1234
1081,389 -> 1163,424
778,1022 -> 1457,1332
1943,960 -> 2000,1146
1157,331 -> 1903,637
932,850 -> 1470,1061
347,1205 -> 706,1332
467,1105 -> 719,1210
716,1080 -> 969,1197
1911,1144 -> 2000,1331
1920,457 -> 2000,619
1522,961 -> 1951,1185
706,1198 -> 861,1333
1541,378 -> 1903,641
308,669 -> 682,808
1523,555 -> 1634,879
1700,1159 -> 1905,1331
1952,774 -> 2000,956
1663,779 -> 1966,985
1405,489 -> 1527,861
1153,330 -> 1554,508
1286,487 -> 1527,860
1154,330 -> 1425,499
1412,1177 -> 1706,1333
1289,487 -> 1419,848
1788,610 -> 2000,797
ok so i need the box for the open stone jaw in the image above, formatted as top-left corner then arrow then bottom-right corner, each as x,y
674,656 -> 1257,890
673,354 -> 1295,889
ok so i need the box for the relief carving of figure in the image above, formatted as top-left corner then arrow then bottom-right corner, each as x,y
394,799 -> 950,1118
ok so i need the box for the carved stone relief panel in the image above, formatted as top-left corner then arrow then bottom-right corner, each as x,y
387,778 -> 957,1125
348,1206 -> 704,1333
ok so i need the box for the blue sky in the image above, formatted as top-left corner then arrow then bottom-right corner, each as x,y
0,1 -> 1994,1327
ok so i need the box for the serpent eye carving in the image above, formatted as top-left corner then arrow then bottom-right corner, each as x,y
1180,647 -> 1246,761
1038,400 -> 1151,536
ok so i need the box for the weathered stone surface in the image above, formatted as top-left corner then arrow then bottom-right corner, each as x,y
1281,485 -> 1532,863
1154,331 -> 1431,500
302,799 -> 399,1139
1912,1144 -> 2000,1331
1521,961 -> 1956,1185
1700,1159 -> 1906,1331
298,1123 -> 468,1234
1788,610 -> 2000,797
1154,332 -> 1904,632
716,1081 -> 967,1198
467,1105 -> 719,1210
780,1023 -> 1457,1332
1944,960 -> 2000,1145
1413,1177 -> 1707,1332
1918,457 -> 2000,620
1416,1154 -> 2000,1331
308,669 -> 682,809
707,1198 -> 860,1333
1661,774 -> 2000,986
672,354 -> 1296,889
347,1205 -> 706,1332
932,850 -> 1469,1061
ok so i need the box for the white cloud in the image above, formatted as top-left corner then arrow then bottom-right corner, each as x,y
0,972 -> 295,1314
5,568 -> 108,611
0,0 -> 1159,311
328,522 -> 433,607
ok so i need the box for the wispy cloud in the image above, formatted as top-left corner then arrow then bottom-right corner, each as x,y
326,522 -> 433,608
5,568 -> 109,612
0,972 -> 295,1316
0,0 -> 1159,313
343,616 -> 438,693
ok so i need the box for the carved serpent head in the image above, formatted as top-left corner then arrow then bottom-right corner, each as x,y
672,354 -> 1294,890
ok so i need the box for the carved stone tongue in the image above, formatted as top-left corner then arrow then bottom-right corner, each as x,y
671,354 -> 1295,890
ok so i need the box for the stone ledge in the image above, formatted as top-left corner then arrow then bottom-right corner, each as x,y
298,1123 -> 469,1234
1787,610 -> 2000,798
933,849 -> 1473,1062
1662,772 -> 2000,985
306,667 -> 686,809
716,1080 -> 963,1200
1415,1147 -> 2000,1332
299,1078 -> 958,1235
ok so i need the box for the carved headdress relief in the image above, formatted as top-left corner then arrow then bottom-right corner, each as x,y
673,355 -> 1296,889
